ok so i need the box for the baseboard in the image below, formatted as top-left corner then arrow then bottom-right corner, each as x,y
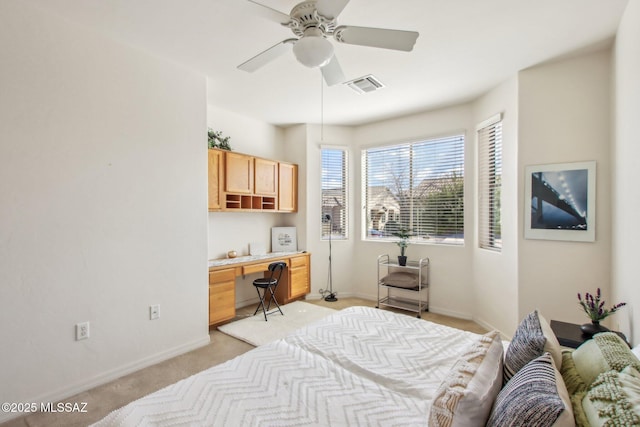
473,316 -> 508,340
306,291 -> 357,301
428,306 -> 473,320
0,335 -> 211,424
235,296 -> 260,309
350,291 -> 477,321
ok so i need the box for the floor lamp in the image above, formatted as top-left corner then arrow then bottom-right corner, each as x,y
323,214 -> 337,302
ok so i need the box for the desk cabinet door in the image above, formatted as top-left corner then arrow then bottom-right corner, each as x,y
289,254 -> 310,299
209,269 -> 236,325
290,266 -> 309,299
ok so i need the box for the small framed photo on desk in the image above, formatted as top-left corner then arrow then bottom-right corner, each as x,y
272,227 -> 297,252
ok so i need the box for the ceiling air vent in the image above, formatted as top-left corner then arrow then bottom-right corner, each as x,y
344,75 -> 385,94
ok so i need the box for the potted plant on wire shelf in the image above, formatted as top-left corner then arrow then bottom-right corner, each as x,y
392,229 -> 412,266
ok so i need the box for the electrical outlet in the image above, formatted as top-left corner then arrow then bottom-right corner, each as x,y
150,305 -> 160,320
76,322 -> 90,341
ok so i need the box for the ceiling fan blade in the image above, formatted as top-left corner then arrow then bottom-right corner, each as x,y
247,0 -> 291,24
237,39 -> 296,72
316,0 -> 350,20
334,25 -> 419,52
321,55 -> 346,86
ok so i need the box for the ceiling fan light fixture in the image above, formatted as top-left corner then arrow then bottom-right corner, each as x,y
293,35 -> 334,68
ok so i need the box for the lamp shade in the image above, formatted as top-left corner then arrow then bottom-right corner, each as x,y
292,35 -> 334,68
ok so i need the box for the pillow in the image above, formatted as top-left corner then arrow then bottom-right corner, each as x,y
560,350 -> 588,396
632,344 -> 640,360
380,271 -> 419,289
487,352 -> 575,427
572,332 -> 640,387
559,350 -> 589,426
504,310 -> 547,382
582,366 -> 640,426
429,330 -> 503,427
539,312 -> 563,369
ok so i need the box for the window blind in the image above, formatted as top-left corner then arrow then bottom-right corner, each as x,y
362,135 -> 465,245
478,117 -> 503,251
321,148 -> 348,239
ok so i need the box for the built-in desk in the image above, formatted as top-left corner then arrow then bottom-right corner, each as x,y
208,252 -> 311,326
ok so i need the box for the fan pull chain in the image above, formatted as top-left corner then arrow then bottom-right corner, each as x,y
320,73 -> 324,143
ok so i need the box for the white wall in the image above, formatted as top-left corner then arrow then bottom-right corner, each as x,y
612,1 -> 640,345
282,124 -> 309,251
471,77 -> 520,336
517,48 -> 613,327
352,105 -> 476,318
0,1 -> 209,419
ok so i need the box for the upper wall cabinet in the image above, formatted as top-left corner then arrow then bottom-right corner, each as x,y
254,158 -> 278,196
225,152 -> 254,194
208,149 -> 223,211
278,162 -> 297,212
208,148 -> 298,213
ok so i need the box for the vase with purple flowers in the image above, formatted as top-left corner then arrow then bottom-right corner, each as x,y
577,288 -> 626,337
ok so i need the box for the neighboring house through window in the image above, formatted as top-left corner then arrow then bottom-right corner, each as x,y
362,134 -> 465,245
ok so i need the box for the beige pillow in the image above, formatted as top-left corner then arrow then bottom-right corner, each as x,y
552,358 -> 577,427
582,366 -> 640,426
429,330 -> 503,427
539,312 -> 563,369
572,332 -> 640,387
380,271 -> 419,289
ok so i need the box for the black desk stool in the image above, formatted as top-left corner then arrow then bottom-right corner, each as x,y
252,261 -> 286,321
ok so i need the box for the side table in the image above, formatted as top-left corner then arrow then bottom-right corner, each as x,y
550,319 -> 629,349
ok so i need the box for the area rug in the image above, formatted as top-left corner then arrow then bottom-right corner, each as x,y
218,301 -> 336,346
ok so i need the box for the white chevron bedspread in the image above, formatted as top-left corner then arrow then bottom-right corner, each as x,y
92,306 -> 482,427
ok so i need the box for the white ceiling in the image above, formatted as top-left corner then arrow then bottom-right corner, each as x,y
26,0 -> 629,126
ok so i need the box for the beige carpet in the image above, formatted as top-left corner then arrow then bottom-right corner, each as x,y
218,301 -> 336,346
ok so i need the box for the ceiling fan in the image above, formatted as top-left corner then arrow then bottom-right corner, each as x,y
238,0 -> 419,86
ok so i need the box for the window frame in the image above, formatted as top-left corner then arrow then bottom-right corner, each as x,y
321,145 -> 349,241
361,133 -> 466,246
477,114 -> 503,252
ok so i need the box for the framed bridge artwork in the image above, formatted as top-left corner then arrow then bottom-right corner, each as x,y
524,161 -> 596,242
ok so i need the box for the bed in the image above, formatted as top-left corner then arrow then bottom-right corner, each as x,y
92,306 -> 503,426
93,306 -> 639,426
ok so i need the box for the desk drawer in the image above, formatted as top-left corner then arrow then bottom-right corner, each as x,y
209,268 -> 235,283
243,260 -> 286,275
289,255 -> 307,268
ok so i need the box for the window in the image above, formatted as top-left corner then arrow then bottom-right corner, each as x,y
363,134 -> 465,245
478,115 -> 503,251
321,147 -> 348,239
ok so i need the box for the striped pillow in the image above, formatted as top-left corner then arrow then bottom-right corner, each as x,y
504,310 -> 546,382
487,353 -> 574,427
